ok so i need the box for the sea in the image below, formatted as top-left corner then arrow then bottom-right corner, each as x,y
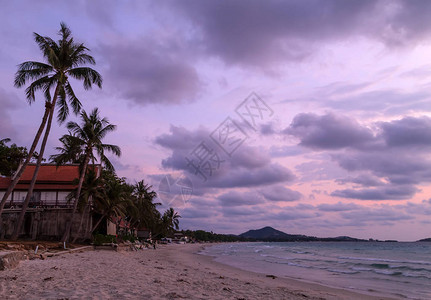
199,242 -> 431,299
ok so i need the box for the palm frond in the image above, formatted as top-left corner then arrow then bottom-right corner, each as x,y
68,67 -> 102,89
64,82 -> 82,115
102,144 -> 121,157
24,76 -> 54,103
14,61 -> 53,88
56,85 -> 69,123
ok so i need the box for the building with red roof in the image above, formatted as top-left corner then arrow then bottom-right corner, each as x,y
0,164 -> 100,240
0,164 -> 100,208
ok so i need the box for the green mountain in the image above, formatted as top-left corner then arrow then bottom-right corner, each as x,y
239,226 -> 366,242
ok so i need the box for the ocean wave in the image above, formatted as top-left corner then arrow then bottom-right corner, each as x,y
338,256 -> 431,266
328,269 -> 360,275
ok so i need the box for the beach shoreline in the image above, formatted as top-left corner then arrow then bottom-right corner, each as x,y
0,243 -> 394,299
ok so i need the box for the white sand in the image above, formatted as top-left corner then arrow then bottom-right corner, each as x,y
0,244 -> 394,299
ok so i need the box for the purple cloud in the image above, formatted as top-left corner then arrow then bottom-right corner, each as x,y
285,112 -> 375,150
99,41 -> 200,105
331,184 -> 418,201
259,185 -> 302,202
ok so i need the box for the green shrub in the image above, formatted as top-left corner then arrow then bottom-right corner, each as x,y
93,234 -> 117,246
119,234 -> 136,243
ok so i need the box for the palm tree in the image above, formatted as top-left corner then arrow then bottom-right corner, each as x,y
60,108 -> 120,242
90,173 -> 130,234
129,180 -> 159,232
69,168 -> 104,242
161,208 -> 181,237
50,132 -> 84,165
2,22 -> 102,236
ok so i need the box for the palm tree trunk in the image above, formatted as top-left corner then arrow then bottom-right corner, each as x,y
90,213 -> 107,234
62,151 -> 90,242
0,102 -> 52,224
11,104 -> 55,240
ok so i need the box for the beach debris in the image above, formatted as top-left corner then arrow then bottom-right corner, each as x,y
154,266 -> 164,269
5,276 -> 18,281
222,287 -> 232,292
164,292 -> 185,299
218,276 -> 225,279
176,278 -> 189,283
266,274 -> 277,279
51,266 -> 59,270
43,276 -> 53,281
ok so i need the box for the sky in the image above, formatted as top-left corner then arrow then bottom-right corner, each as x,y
1,0 -> 431,241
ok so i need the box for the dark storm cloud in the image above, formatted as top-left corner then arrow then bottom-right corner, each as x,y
285,113 -> 375,150
331,184 -> 418,201
169,0 -> 431,69
99,42 -> 200,105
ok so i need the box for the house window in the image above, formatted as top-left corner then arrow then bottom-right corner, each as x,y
13,191 -> 27,203
0,191 -> 11,201
57,192 -> 70,205
41,191 -> 56,205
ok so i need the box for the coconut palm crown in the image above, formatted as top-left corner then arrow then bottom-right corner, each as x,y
14,22 -> 102,123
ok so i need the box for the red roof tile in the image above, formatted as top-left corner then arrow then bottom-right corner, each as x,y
0,164 -> 100,190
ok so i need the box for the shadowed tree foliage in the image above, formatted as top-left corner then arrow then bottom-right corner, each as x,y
129,180 -> 160,232
3,23 -> 102,239
0,138 -> 38,177
90,171 -> 130,234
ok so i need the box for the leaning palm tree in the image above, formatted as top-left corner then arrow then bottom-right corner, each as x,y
60,108 -> 120,242
2,22 -> 102,235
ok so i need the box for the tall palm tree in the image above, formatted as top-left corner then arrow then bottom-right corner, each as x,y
1,22 -> 102,234
60,108 -> 120,242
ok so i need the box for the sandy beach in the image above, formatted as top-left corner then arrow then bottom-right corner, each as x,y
0,243 -> 395,300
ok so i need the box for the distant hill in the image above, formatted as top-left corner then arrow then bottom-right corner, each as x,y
240,226 -> 297,239
418,238 -> 431,242
239,226 -> 366,242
